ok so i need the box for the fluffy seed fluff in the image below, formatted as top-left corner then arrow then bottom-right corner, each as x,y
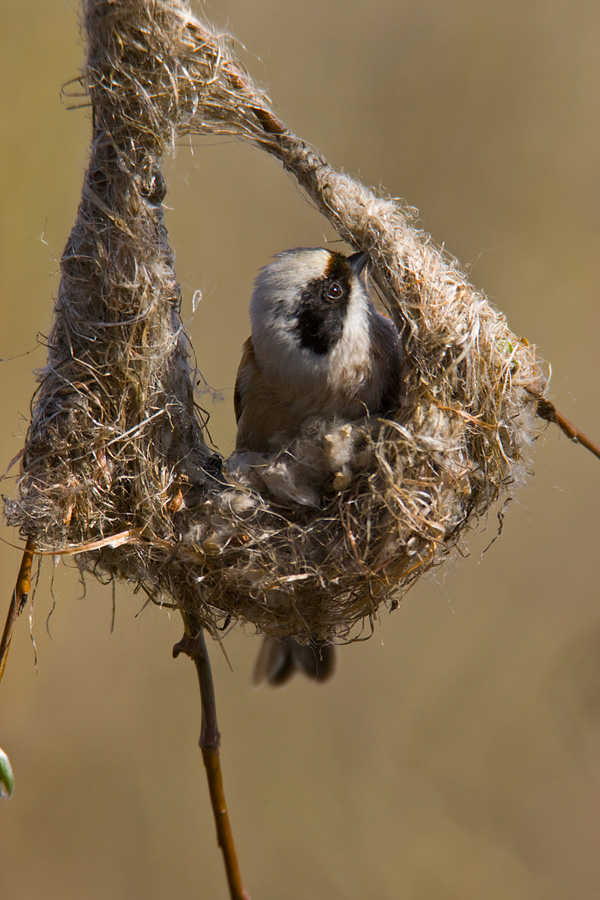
5,0 -> 547,648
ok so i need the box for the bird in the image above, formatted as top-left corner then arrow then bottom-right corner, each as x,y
234,247 -> 403,685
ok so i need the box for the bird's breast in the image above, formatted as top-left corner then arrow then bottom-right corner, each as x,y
235,302 -> 400,452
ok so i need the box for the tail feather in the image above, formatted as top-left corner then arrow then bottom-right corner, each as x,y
253,636 -> 336,686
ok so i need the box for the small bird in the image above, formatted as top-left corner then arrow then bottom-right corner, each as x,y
234,247 -> 403,685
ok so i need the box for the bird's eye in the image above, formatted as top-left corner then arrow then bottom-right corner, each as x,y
325,281 -> 344,302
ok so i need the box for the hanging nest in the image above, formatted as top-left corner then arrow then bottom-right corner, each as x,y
5,0 -> 547,647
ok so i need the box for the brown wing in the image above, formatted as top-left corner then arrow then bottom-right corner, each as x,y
235,337 -> 294,452
371,311 -> 404,414
233,337 -> 255,425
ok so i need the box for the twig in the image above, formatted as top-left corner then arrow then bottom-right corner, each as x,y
173,619 -> 250,900
0,541 -> 35,684
531,393 -> 600,462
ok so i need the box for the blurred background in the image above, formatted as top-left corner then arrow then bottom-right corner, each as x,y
1,1 -> 600,898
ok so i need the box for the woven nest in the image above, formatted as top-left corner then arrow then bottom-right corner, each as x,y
5,0 -> 547,647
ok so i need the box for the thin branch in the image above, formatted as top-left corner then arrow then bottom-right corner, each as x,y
532,393 -> 600,462
173,621 -> 250,900
0,541 -> 35,684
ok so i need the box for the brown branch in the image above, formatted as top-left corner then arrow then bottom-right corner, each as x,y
532,393 -> 600,462
0,541 -> 35,685
173,621 -> 250,900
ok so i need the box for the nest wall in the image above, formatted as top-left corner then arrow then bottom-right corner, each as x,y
5,0 -> 547,644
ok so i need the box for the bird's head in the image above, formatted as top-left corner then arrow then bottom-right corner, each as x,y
249,247 -> 372,381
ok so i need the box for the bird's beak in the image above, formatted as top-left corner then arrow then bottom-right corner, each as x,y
347,250 -> 369,277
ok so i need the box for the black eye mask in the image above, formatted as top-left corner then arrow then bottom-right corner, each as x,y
295,270 -> 351,355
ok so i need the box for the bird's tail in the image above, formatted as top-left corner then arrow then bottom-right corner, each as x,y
252,636 -> 336,686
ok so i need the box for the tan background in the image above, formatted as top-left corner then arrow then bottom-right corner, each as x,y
2,2 -> 600,898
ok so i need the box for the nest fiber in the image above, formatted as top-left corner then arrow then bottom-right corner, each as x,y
6,0 -> 547,644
